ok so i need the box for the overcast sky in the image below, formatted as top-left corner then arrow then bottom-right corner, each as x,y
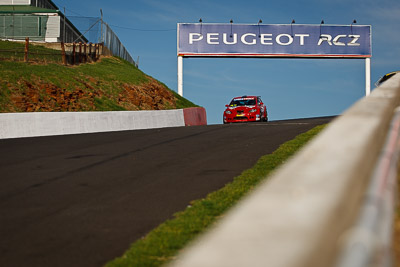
52,0 -> 400,124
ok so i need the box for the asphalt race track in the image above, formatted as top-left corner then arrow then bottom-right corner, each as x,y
0,117 -> 332,267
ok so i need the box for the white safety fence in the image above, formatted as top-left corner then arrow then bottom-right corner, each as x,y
170,73 -> 400,267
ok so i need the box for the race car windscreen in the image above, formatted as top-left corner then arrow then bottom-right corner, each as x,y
230,98 -> 256,106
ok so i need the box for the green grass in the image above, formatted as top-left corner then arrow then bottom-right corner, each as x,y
0,40 -> 62,63
156,80 -> 199,109
94,97 -> 126,111
77,57 -> 149,86
0,40 -> 198,111
105,124 -> 327,267
171,90 -> 199,109
0,57 -> 152,91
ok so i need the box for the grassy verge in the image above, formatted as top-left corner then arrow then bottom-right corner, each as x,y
106,124 -> 327,267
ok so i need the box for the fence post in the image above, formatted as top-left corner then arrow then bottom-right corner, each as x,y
78,42 -> 82,64
24,37 -> 29,62
96,43 -> 100,60
83,43 -> 87,63
88,43 -> 92,62
61,42 -> 67,65
72,43 -> 76,65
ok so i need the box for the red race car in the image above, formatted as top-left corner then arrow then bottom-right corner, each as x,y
223,96 -> 268,124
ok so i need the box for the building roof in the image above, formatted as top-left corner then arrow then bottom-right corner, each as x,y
44,0 -> 59,10
0,5 -> 88,42
0,5 -> 58,14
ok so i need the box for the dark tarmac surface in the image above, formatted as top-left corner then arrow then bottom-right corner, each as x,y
0,117 -> 333,267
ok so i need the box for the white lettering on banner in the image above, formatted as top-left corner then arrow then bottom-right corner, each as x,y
188,33 -> 361,47
333,35 -> 347,46
296,34 -> 309,45
318,34 -> 361,46
189,33 -> 203,44
207,33 -> 219,44
223,33 -> 237,45
260,34 -> 273,45
348,35 -> 361,46
276,34 -> 293,45
318,34 -> 332,45
241,33 -> 257,45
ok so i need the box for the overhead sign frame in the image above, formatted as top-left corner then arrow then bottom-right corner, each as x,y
177,23 -> 372,96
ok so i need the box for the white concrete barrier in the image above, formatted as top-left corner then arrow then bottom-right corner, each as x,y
170,73 -> 400,267
0,110 -> 185,139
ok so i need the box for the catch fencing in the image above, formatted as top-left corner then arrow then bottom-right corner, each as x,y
101,21 -> 135,66
0,15 -> 136,66
67,15 -> 136,66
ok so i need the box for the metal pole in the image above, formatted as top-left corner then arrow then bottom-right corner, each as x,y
100,9 -> 103,44
365,57 -> 371,96
63,7 -> 66,43
178,56 -> 183,96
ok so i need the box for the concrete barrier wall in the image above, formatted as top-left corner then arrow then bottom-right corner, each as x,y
183,107 -> 207,126
0,109 -> 186,139
170,74 -> 400,267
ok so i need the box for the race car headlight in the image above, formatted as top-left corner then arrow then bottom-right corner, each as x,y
249,109 -> 257,113
225,110 -> 232,115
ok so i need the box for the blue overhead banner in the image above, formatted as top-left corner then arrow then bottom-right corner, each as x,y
178,23 -> 371,58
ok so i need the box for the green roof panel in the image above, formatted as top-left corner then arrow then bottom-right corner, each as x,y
0,5 -> 58,14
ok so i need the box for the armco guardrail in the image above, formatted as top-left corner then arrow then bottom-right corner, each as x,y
170,74 -> 400,267
0,108 -> 207,139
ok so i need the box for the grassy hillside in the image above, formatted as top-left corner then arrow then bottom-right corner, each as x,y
0,40 -> 197,112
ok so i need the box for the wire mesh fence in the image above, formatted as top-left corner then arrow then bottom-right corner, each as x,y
102,21 -> 135,65
67,15 -> 136,66
0,14 -> 135,66
66,16 -> 101,43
